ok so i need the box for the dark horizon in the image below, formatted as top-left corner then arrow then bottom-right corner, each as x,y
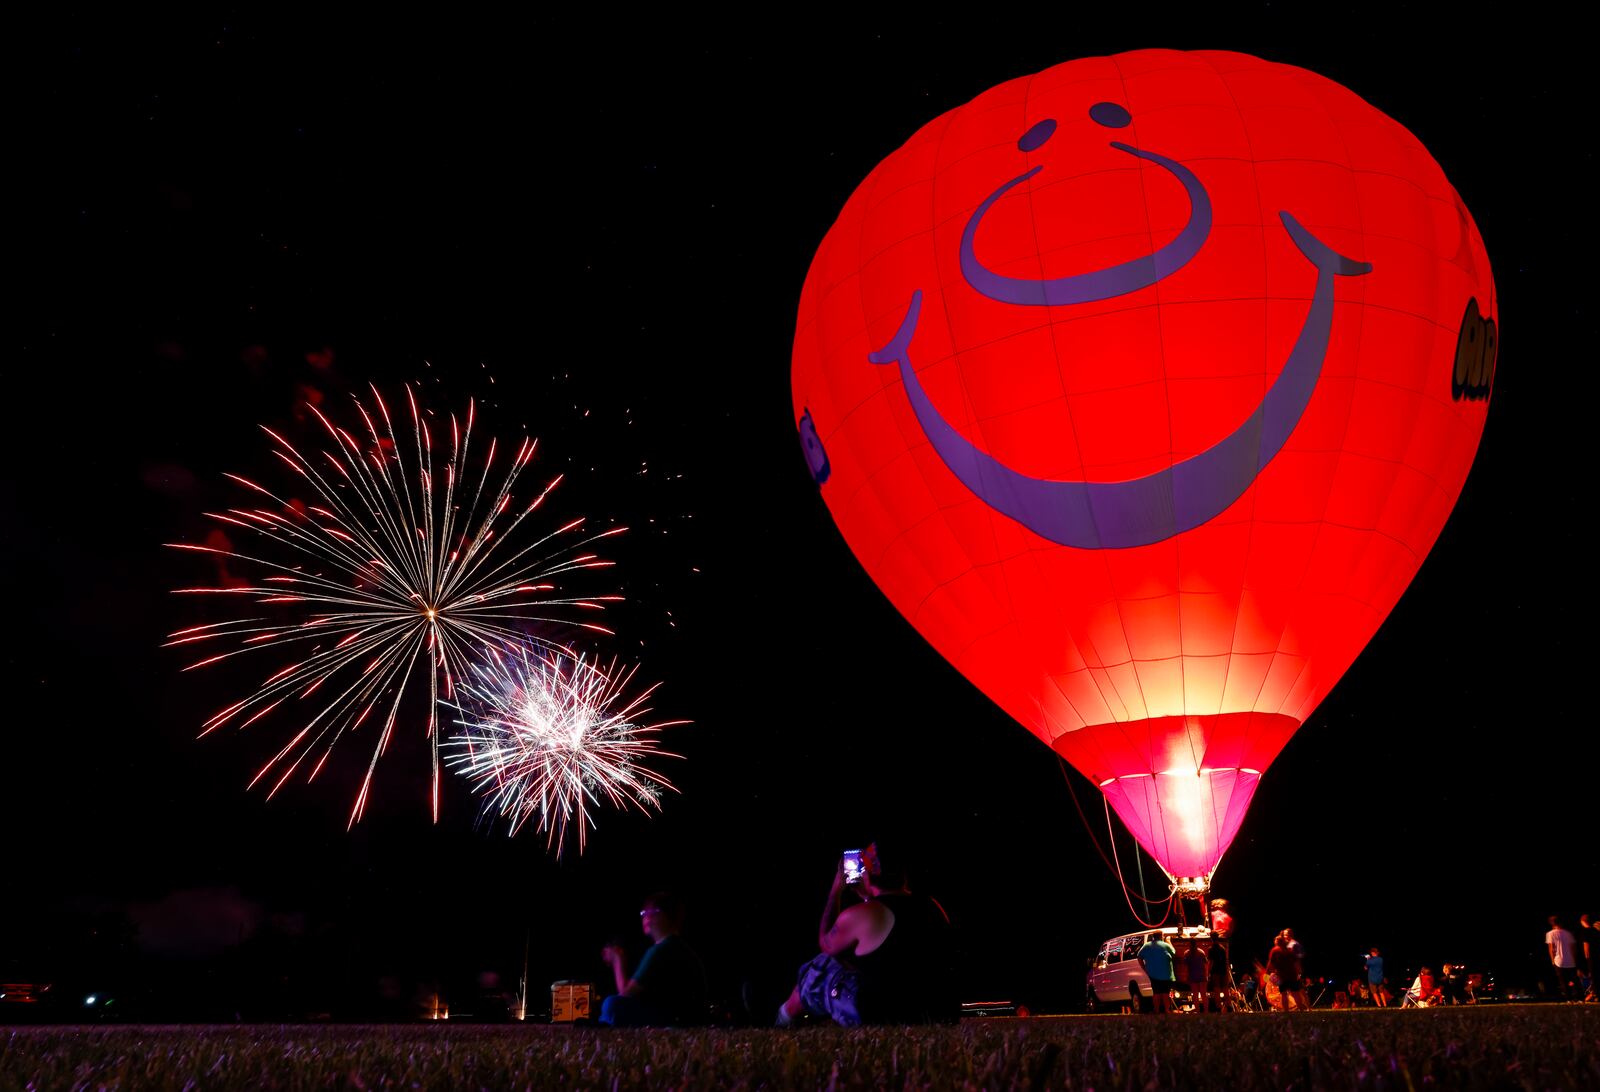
7,12 -> 1590,1020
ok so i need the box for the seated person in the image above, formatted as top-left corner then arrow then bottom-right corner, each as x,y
1239,971 -> 1259,1008
1409,967 -> 1442,1006
599,892 -> 707,1026
1440,963 -> 1469,1004
777,844 -> 955,1027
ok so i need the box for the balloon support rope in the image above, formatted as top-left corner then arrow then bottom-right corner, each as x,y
1105,795 -> 1175,928
1057,757 -> 1121,881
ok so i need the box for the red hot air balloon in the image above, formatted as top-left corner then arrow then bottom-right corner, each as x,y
791,50 -> 1495,890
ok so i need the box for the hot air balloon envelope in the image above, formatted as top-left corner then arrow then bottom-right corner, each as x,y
791,49 -> 1495,882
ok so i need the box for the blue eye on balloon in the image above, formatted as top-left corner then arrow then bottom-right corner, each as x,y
1089,101 -> 1132,128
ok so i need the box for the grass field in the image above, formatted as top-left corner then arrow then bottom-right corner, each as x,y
3,1006 -> 1597,1090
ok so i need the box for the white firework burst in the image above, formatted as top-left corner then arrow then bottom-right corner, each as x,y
445,644 -> 684,853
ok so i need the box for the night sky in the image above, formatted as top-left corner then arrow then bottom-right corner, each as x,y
8,12 -> 1590,1018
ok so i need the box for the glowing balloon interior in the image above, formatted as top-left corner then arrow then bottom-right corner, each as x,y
791,50 -> 1495,884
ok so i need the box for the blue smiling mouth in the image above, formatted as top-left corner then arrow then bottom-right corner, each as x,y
864,103 -> 1372,550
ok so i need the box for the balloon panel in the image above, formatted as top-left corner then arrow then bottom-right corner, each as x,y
792,50 -> 1494,880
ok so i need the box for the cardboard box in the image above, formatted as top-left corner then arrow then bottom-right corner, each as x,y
551,980 -> 594,1023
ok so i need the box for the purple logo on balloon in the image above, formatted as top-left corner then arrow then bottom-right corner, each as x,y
798,407 -> 830,485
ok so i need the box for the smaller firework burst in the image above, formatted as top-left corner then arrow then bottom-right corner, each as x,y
444,644 -> 683,853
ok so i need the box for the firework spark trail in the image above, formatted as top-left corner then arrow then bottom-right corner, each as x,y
167,385 -> 623,825
443,645 -> 684,855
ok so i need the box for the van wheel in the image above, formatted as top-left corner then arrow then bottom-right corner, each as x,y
1085,986 -> 1100,1013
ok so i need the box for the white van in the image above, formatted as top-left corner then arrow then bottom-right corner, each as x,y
1085,926 -> 1225,1011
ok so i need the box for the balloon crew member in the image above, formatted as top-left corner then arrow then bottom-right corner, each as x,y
1208,899 -> 1237,999
1138,933 -> 1178,1015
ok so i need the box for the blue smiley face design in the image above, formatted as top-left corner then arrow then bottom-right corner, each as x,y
862,103 -> 1372,550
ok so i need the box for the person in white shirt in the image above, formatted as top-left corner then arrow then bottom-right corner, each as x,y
1546,916 -> 1579,1001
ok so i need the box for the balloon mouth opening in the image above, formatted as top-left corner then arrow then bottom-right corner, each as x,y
1053,711 -> 1300,880
1098,767 -> 1262,882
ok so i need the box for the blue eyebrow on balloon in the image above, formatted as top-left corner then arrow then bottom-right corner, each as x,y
1018,118 -> 1056,151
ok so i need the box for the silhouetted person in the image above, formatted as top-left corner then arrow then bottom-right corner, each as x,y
1207,938 -> 1232,1008
1268,934 -> 1303,1011
1578,913 -> 1598,1003
1280,928 -> 1310,1010
777,845 -> 955,1027
1183,939 -> 1210,1012
599,892 -> 707,1026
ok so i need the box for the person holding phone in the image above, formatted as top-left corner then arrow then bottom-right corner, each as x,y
776,844 -> 955,1027
1364,947 -> 1390,1008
